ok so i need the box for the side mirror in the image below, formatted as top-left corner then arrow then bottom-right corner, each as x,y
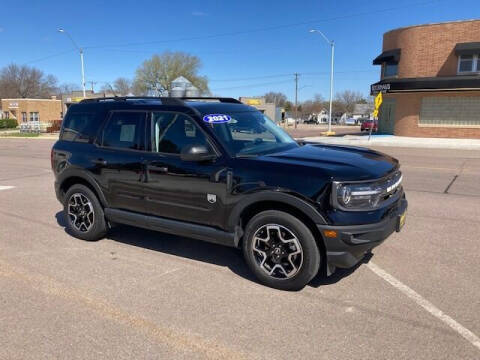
180,144 -> 216,162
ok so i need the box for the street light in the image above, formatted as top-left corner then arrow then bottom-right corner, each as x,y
58,28 -> 86,98
310,29 -> 335,135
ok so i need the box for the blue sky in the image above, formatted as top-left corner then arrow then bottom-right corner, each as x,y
2,0 -> 479,101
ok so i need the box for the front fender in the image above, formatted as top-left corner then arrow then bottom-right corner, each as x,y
227,190 -> 327,231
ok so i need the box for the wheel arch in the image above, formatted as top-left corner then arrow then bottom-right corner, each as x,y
58,171 -> 107,207
230,192 -> 327,267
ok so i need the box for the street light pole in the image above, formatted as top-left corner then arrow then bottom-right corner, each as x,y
58,28 -> 86,98
328,41 -> 335,134
310,29 -> 335,135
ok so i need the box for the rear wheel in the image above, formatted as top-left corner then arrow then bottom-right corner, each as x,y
243,210 -> 321,291
64,184 -> 107,241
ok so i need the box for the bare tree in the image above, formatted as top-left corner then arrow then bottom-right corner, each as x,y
335,90 -> 367,114
57,82 -> 79,95
0,64 -> 58,98
264,92 -> 287,107
113,77 -> 132,96
133,51 -> 209,95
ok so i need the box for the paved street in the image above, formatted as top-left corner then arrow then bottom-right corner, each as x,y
0,138 -> 479,359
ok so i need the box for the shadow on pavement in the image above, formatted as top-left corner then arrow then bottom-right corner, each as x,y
55,211 -> 363,289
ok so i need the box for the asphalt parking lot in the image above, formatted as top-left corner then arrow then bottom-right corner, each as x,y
0,138 -> 479,359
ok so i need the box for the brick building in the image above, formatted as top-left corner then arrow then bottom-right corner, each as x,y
371,19 -> 480,138
1,97 -> 62,129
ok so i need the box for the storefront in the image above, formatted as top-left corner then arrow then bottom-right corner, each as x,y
0,97 -> 62,130
371,20 -> 480,138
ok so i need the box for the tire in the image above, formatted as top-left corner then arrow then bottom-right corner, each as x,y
64,184 -> 108,241
243,210 -> 321,291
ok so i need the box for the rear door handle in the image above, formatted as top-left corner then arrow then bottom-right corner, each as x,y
149,165 -> 168,173
92,158 -> 107,165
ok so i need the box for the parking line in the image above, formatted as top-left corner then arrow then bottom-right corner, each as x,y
367,262 -> 480,352
0,186 -> 14,191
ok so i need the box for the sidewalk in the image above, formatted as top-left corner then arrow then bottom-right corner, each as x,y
301,134 -> 480,150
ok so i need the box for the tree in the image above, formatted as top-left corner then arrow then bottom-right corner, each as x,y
113,77 -> 132,96
0,64 -> 57,98
133,51 -> 209,95
264,92 -> 287,107
335,90 -> 367,114
56,83 -> 79,95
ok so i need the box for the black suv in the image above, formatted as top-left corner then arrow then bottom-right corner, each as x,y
52,97 -> 407,291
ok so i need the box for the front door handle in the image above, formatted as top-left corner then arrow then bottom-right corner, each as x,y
92,158 -> 107,165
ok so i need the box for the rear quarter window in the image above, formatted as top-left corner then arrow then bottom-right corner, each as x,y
60,112 -> 97,142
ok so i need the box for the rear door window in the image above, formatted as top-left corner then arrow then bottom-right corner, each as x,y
102,112 -> 146,151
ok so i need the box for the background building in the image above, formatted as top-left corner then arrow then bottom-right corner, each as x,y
371,19 -> 480,138
61,90 -> 115,116
239,97 -> 282,122
1,97 -> 62,130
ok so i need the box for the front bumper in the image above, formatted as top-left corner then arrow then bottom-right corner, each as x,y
318,198 -> 408,270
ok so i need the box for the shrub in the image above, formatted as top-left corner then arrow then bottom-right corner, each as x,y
0,119 -> 18,129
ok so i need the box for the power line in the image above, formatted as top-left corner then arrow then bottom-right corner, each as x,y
83,0 -> 444,50
24,49 -> 75,64
211,79 -> 292,91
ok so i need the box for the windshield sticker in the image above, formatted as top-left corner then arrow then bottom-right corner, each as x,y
203,114 -> 231,124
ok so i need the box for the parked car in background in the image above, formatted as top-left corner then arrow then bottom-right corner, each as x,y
344,118 -> 358,126
361,119 -> 378,132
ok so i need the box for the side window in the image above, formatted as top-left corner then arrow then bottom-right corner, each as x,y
102,112 -> 145,150
152,112 -> 210,154
60,112 -> 96,142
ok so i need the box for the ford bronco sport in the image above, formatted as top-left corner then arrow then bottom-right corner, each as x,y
52,97 -> 407,291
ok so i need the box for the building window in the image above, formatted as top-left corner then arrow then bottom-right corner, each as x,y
420,97 -> 480,126
29,112 -> 39,122
3,111 -> 9,119
22,112 -> 27,122
383,63 -> 398,78
458,54 -> 479,73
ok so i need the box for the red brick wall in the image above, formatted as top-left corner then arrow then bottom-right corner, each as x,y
382,20 -> 480,79
388,91 -> 480,139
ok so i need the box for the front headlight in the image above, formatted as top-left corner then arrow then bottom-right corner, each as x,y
333,172 -> 403,211
336,183 -> 383,209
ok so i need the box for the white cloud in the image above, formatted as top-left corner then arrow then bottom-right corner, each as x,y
192,11 -> 207,16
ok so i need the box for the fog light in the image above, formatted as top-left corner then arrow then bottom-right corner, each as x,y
323,230 -> 337,238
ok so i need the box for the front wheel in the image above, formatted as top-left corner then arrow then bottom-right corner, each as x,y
243,210 -> 321,291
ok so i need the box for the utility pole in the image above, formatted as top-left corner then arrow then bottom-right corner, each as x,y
294,73 -> 299,129
89,81 -> 97,92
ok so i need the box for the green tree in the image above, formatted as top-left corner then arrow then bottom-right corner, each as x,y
133,52 -> 209,95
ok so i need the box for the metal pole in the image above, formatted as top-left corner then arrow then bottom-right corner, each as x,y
80,49 -> 86,98
328,41 -> 335,134
294,73 -> 298,129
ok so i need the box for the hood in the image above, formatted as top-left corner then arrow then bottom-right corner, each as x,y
258,143 -> 398,181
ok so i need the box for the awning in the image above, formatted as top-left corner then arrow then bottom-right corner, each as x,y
372,49 -> 401,65
371,75 -> 480,95
455,42 -> 480,56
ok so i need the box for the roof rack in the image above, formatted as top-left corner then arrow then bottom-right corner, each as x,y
79,96 -> 243,105
181,97 -> 242,104
79,97 -> 185,106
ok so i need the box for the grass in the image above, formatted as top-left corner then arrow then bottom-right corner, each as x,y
1,132 -> 40,138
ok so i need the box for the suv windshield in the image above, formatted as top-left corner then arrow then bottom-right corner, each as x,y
206,111 -> 298,156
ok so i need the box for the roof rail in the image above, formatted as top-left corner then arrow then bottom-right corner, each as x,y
79,97 -> 185,106
181,97 -> 242,104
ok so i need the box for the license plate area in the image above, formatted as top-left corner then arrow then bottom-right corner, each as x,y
396,211 -> 407,232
